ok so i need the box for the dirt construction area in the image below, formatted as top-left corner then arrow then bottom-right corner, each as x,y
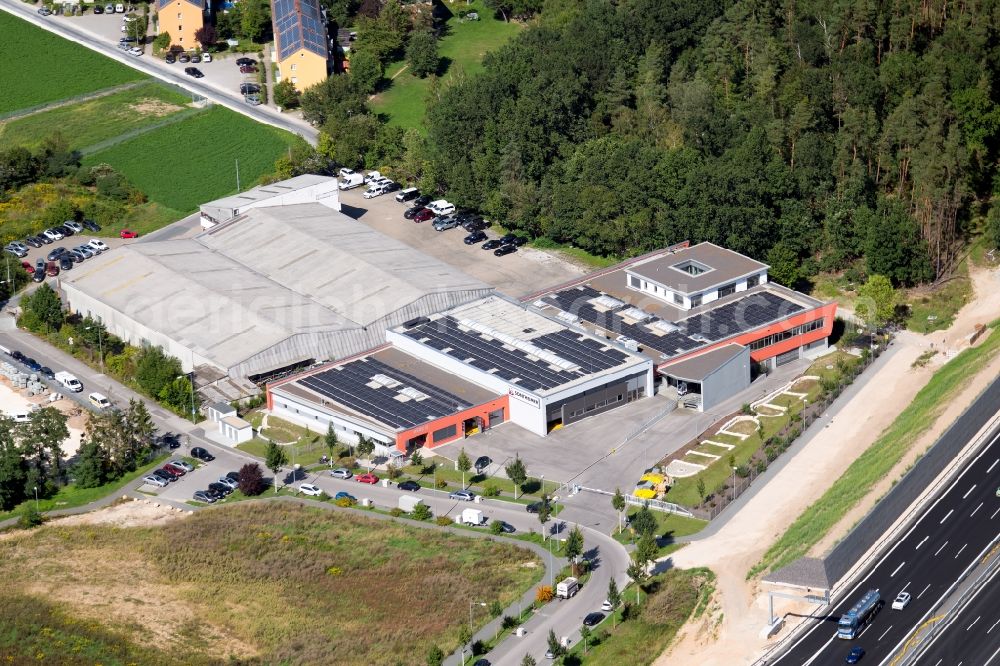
653,261 -> 1000,666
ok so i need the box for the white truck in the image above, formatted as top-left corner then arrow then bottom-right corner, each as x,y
398,495 -> 423,513
556,577 -> 579,599
54,371 -> 83,392
338,173 -> 364,190
459,508 -> 486,526
427,199 -> 456,215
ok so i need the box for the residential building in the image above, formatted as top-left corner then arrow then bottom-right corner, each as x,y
156,0 -> 205,49
271,0 -> 330,92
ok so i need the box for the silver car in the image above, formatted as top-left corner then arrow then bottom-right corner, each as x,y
217,476 -> 238,490
169,459 -> 194,472
143,474 -> 168,487
330,468 -> 353,479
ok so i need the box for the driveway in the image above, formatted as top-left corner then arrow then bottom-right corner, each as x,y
338,188 -> 585,299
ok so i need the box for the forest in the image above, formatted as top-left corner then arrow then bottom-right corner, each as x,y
295,0 -> 1000,288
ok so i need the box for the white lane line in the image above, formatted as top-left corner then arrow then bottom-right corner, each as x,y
799,633 -> 837,666
890,561 -> 906,577
878,624 -> 894,641
992,506 -> 1000,520
956,543 -> 968,558
933,660 -> 943,666
988,618 -> 1000,634
987,458 -> 999,474
916,536 -> 929,550
917,583 -> 932,599
935,540 -> 949,556
988,644 -> 1000,666
971,502 -> 983,517
968,616 -> 980,631
963,484 -> 977,499
941,509 -> 955,524
901,580 -> 911,593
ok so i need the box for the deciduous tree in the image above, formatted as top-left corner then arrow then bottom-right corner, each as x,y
506,455 -> 527,499
238,462 -> 266,496
265,441 -> 288,493
456,448 -> 471,489
406,30 -> 438,78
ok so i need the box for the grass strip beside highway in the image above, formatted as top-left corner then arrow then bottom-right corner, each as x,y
751,324 -> 1000,577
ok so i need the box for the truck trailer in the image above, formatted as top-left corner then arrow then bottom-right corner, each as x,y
837,589 -> 882,639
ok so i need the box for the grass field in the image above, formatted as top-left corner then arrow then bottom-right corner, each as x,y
372,1 -> 522,130
0,12 -> 145,116
0,81 -> 194,152
0,502 -> 542,664
904,261 -> 973,333
83,106 -> 306,212
751,323 -> 1000,577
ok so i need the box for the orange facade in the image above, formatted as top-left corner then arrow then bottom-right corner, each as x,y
394,395 -> 509,452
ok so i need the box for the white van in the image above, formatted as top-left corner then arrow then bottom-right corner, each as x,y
428,200 -> 455,215
8,411 -> 31,423
88,392 -> 111,409
55,371 -> 83,392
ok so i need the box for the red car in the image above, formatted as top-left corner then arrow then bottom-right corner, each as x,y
355,473 -> 379,484
120,229 -> 138,239
414,209 -> 435,223
21,261 -> 33,274
162,463 -> 186,476
239,65 -> 257,74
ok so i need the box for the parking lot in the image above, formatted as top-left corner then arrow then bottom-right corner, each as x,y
59,10 -> 264,108
7,228 -> 135,283
338,187 -> 585,298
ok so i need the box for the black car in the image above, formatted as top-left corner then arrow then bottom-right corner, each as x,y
59,256 -> 73,271
37,234 -> 53,244
157,432 -> 180,449
240,83 -> 261,95
32,269 -> 45,283
82,219 -> 101,232
93,4 -> 103,12
190,54 -> 202,63
9,350 -> 24,362
464,230 -> 487,245
24,358 -> 41,372
47,247 -> 65,261
398,480 -> 421,492
165,53 -> 176,64
151,469 -> 174,483
383,182 -> 401,193
494,244 -> 517,256
525,501 -> 543,514
403,206 -> 426,220
482,239 -> 504,251
24,237 -> 42,248
494,520 -> 516,534
226,470 -> 240,483
208,481 -> 231,496
191,446 -> 215,462
582,612 -> 605,627
462,218 -> 488,232
178,53 -> 191,63
474,456 -> 492,472
412,194 -> 432,208
236,57 -> 256,66
59,224 -> 75,237
185,67 -> 204,78
39,367 -> 55,380
500,233 -> 527,247
205,488 -> 224,500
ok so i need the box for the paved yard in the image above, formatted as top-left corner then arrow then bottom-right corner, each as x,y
338,188 -> 585,298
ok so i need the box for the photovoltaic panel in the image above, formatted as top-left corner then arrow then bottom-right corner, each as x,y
274,0 -> 328,61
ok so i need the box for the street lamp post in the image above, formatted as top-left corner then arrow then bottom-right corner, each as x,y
33,485 -> 38,512
465,601 -> 487,666
731,466 -> 737,503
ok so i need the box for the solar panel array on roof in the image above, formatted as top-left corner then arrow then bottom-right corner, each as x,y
402,316 -> 629,392
542,286 -> 803,359
274,0 -> 328,61
299,357 -> 471,429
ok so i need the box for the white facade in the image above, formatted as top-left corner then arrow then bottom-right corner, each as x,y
626,269 -> 769,310
269,390 -> 395,455
220,416 -> 253,444
199,175 -> 341,229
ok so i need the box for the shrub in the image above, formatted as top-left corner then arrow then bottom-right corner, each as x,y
435,478 -> 448,489
435,515 -> 453,526
736,465 -> 750,478
501,614 -> 518,629
17,504 -> 43,529
489,519 -> 504,535
535,585 -> 553,603
755,459 -> 767,474
387,465 -> 402,480
390,507 -> 404,517
482,483 -> 502,497
411,503 -> 432,521
471,639 -> 486,656
334,497 -> 356,508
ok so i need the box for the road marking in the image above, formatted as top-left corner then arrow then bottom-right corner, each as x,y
901,580 -> 911,593
941,509 -> 954,524
962,484 -> 977,499
935,541 -> 949,556
799,633 -> 837,666
878,624 -> 893,641
987,458 -> 999,474
992,506 -> 1000,520
955,543 -> 968,558
916,536 -> 929,549
890,561 -> 906,577
971,502 -> 983,517
917,583 -> 932,599
988,643 -> 1000,666
988,618 -> 1000,634
933,660 -> 942,666
967,616 -> 980,631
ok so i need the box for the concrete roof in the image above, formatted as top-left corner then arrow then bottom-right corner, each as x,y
626,242 -> 768,295
660,344 -> 746,381
61,203 -> 490,374
199,175 -> 333,214
222,415 -> 252,429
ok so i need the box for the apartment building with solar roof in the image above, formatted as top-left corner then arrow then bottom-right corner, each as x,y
271,0 -> 330,92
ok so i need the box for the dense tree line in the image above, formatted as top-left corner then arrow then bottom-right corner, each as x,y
75,400 -> 156,489
414,0 -> 1000,286
0,409 -> 69,510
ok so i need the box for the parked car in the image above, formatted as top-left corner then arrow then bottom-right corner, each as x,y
474,456 -> 492,473
82,219 -> 101,232
128,47 -> 143,57
449,490 -> 475,501
64,221 -> 84,233
363,183 -> 391,199
178,53 -> 190,63
23,236 -> 42,248
403,206 -> 426,220
120,229 -> 138,239
433,215 -> 459,231
143,474 -> 168,487
68,249 -> 86,263
169,459 -> 194,472
240,83 -> 261,95
412,194 -> 432,208
93,4 -> 103,12
36,233 -> 53,244
59,256 -> 73,271
20,261 -> 33,274
891,592 -> 911,610
46,247 -> 65,261
163,463 -> 186,476
601,599 -> 615,612
45,261 -> 59,277
104,3 -> 115,11
482,239 -> 504,251
236,57 -> 256,66
217,476 -> 238,490
395,187 -> 420,203
355,473 -> 379,484
463,230 -> 488,245
244,94 -> 262,106
202,53 -> 212,62
23,358 -> 41,372
226,471 -> 240,483
8,351 -> 24,362
191,446 -> 215,462
239,65 -> 257,74
334,491 -> 356,502
494,244 -> 517,257
583,612 -> 605,627
58,223 -> 75,237
88,239 -> 109,253
43,228 -> 64,241
208,481 -> 232,496
5,243 -> 28,258
494,520 -> 515,534
397,480 -> 420,492
298,483 -> 323,496
190,54 -> 202,63
75,245 -> 95,259
500,233 -> 527,247
192,490 -> 216,503
462,218 -> 489,232
525,501 -> 544,514
413,208 -> 436,223
330,468 -> 353,479
157,466 -> 181,480
165,53 -> 176,64
37,6 -> 51,15
184,67 -> 204,78
845,646 -> 865,664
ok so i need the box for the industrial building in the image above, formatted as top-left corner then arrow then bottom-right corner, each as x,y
269,295 -> 654,451
155,0 -> 206,49
198,174 -> 340,229
57,176 -> 491,402
271,0 -> 330,92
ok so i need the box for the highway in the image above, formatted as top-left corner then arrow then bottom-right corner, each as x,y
770,417 -> 1000,666
912,562 -> 1000,665
0,0 -> 318,145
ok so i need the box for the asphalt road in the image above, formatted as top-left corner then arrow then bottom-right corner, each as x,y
770,419 -> 1000,666
912,563 -> 1000,665
0,0 -> 318,145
